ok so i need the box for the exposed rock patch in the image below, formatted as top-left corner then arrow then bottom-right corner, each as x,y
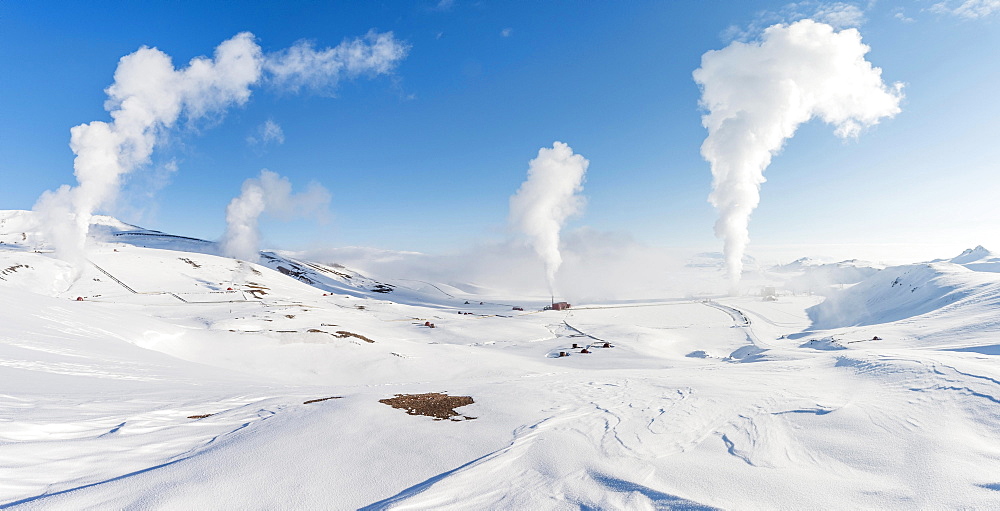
379,393 -> 476,421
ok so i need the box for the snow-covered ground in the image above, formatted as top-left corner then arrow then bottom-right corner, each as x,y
2,210 -> 1000,509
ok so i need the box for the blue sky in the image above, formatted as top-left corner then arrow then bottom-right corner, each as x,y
2,0 -> 999,263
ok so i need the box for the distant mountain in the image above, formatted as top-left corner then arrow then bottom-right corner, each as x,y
949,245 -> 993,265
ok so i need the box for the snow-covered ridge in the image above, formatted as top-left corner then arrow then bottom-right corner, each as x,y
948,244 -> 993,264
807,247 -> 1000,346
0,209 -> 140,234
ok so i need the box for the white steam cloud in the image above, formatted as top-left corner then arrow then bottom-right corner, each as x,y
33,31 -> 406,270
508,142 -> 589,293
221,170 -> 331,262
693,19 -> 902,288
34,32 -> 262,267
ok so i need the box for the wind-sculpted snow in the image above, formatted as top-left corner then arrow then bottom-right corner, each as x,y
4,216 -> 1000,508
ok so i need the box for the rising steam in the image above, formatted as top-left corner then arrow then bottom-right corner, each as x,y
693,19 -> 902,288
509,142 -> 589,293
221,170 -> 330,262
33,32 -> 262,268
33,31 -> 407,272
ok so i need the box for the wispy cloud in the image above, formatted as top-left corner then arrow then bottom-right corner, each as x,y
812,2 -> 866,28
501,28 -> 513,37
893,8 -> 916,22
930,0 -> 1000,18
723,1 -> 867,41
265,31 -> 410,93
247,119 -> 285,146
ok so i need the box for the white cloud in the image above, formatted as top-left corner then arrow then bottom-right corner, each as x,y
501,28 -> 513,37
725,2 -> 867,41
893,8 -> 917,22
265,31 -> 409,93
260,120 -> 284,144
931,0 -> 1000,18
813,2 -> 866,28
247,119 -> 285,146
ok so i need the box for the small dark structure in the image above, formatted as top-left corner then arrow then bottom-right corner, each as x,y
512,306 -> 523,311
558,351 -> 568,357
226,287 -> 234,291
572,343 -> 579,349
602,342 -> 611,348
872,336 -> 881,341
581,348 -> 591,354
424,321 -> 436,328
303,396 -> 342,404
75,297 -> 84,301
551,302 -> 571,311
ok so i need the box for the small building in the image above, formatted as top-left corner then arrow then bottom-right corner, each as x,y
551,302 -> 571,311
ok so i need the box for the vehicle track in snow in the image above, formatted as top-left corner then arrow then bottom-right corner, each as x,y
701,300 -> 774,350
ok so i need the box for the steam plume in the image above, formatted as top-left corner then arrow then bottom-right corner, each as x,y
32,31 -> 406,270
693,19 -> 902,288
509,142 -> 589,292
34,32 -> 262,266
222,170 -> 331,261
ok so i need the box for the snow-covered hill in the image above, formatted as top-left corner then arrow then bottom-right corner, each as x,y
3,211 -> 1000,509
805,247 -> 1000,351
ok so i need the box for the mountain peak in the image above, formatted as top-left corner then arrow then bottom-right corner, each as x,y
951,245 -> 992,264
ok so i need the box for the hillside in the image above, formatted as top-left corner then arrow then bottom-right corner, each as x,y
805,248 -> 1000,352
3,211 -> 1000,509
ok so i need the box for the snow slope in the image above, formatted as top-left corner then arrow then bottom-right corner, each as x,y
3,211 -> 1000,509
807,248 -> 1000,352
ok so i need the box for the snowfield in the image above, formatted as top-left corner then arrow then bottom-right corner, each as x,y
2,210 -> 1000,509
